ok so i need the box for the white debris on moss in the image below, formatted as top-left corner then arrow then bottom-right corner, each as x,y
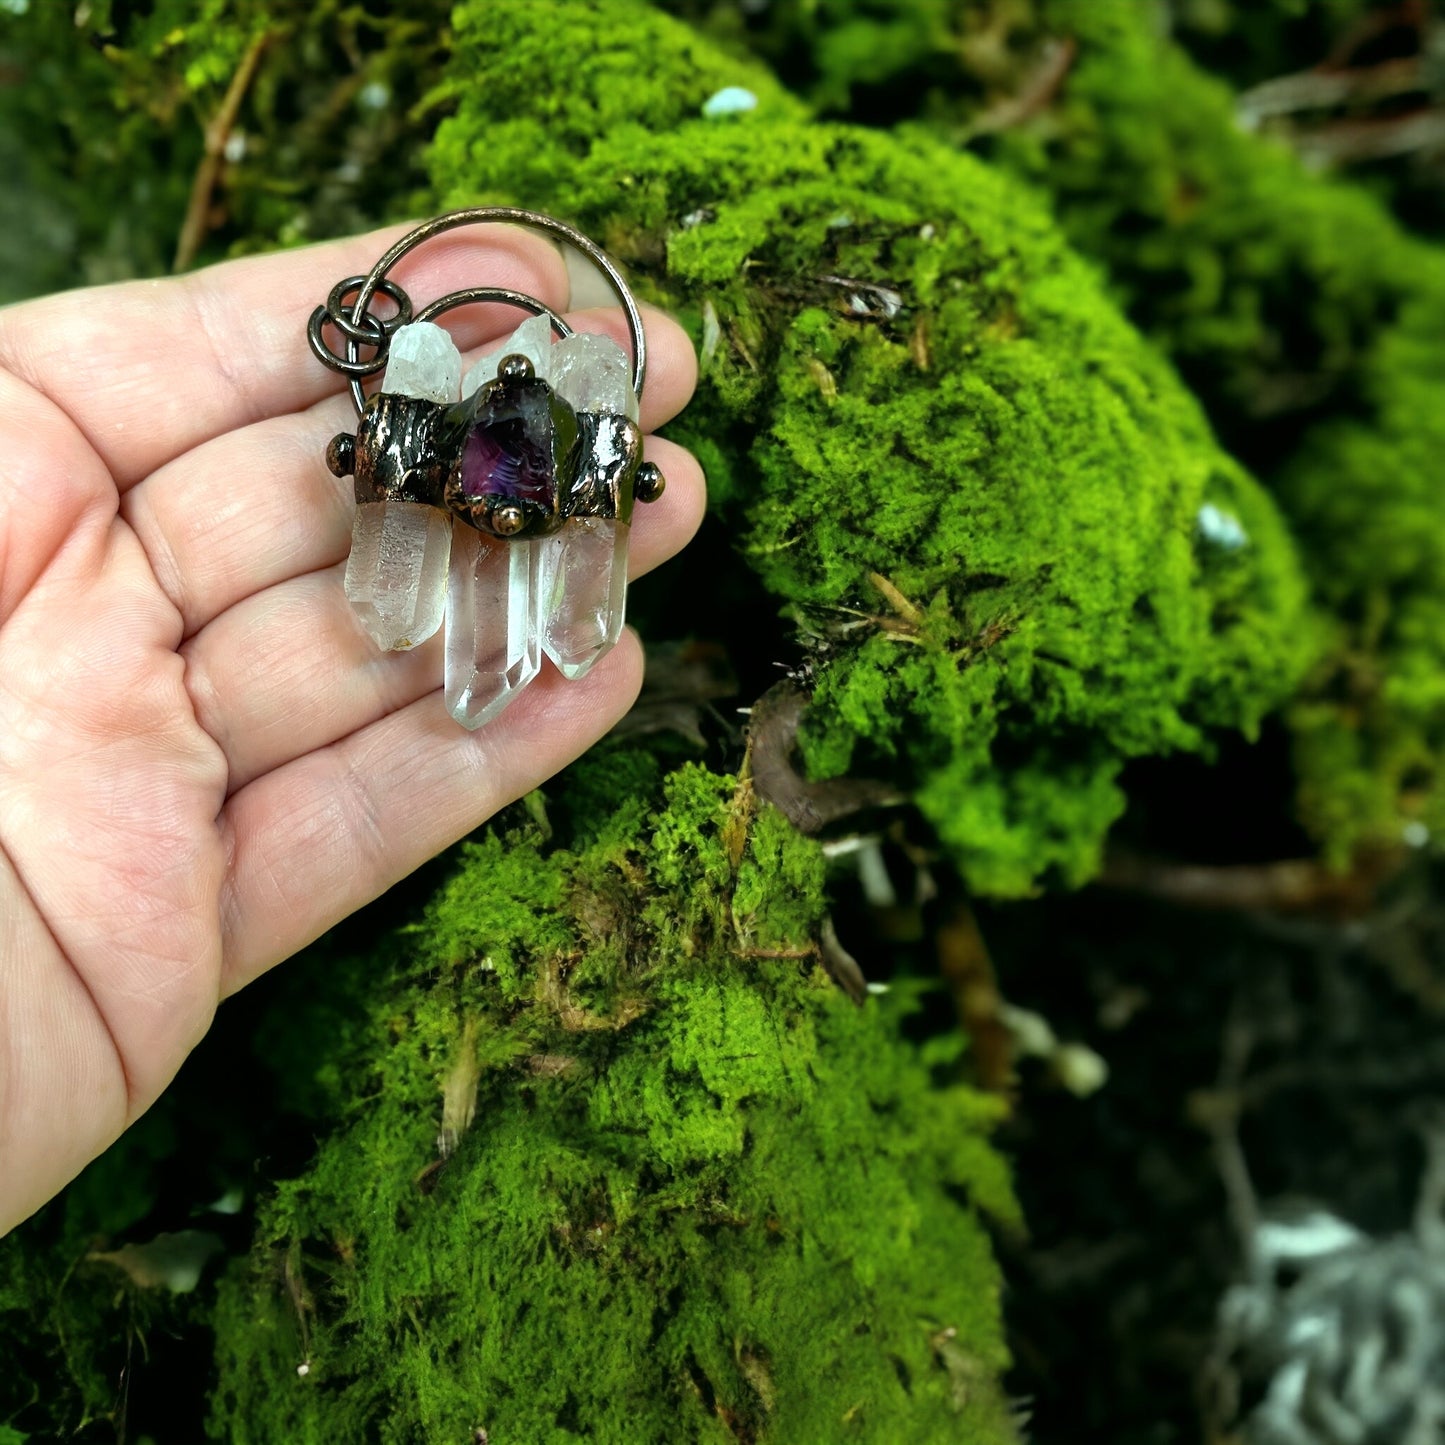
1197,502 -> 1250,550
702,86 -> 758,118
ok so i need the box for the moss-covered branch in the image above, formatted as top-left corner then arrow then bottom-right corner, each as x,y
427,0 -> 1310,895
672,0 -> 1445,858
209,750 -> 1021,1442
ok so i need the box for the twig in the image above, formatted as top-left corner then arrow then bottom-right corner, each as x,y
1296,108 -> 1445,166
1205,1009 -> 1261,1261
936,901 -> 1015,1094
1323,0 -> 1427,71
968,38 -> 1077,136
868,571 -> 924,629
747,681 -> 903,835
1237,56 -> 1424,127
819,917 -> 867,1004
173,30 -> 273,272
1098,849 -> 1404,918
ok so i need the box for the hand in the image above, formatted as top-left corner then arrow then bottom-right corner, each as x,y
0,225 -> 704,1232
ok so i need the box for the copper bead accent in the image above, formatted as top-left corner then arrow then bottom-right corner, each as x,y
634,460 -> 666,504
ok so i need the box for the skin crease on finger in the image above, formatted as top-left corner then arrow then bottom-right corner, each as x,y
0,224 -> 703,1233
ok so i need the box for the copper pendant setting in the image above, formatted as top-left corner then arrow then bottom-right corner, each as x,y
307,208 -> 666,727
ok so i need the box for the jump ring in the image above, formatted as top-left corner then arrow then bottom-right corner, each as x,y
305,276 -> 415,376
305,305 -> 387,378
326,275 -> 413,345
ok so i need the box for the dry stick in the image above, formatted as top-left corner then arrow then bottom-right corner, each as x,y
1236,55 -> 1425,126
1203,1008 -> 1262,1262
746,681 -> 903,836
173,30 -> 273,273
1098,848 -> 1405,918
968,37 -> 1078,137
1323,0 -> 1427,71
1298,108 -> 1445,166
936,901 -> 1015,1096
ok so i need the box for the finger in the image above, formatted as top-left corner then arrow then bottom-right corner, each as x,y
0,368 -> 116,622
217,631 -> 644,995
0,222 -> 570,488
564,303 -> 699,430
183,437 -> 703,790
123,305 -> 699,637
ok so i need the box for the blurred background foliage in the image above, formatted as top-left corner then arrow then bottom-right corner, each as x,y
5,2 -> 1445,1443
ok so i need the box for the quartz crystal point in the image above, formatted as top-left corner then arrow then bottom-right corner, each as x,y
343,323 -> 462,651
544,329 -> 636,676
443,319 -> 640,718
379,320 -> 462,405
462,313 -> 553,397
445,524 -> 542,728
344,501 -> 453,651
538,518 -> 629,679
446,316 -> 549,725
550,331 -> 639,422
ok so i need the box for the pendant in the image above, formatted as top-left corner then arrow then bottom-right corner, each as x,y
306,209 -> 666,729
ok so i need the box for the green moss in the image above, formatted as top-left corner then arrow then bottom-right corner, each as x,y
1168,0 -> 1375,90
675,0 -> 1372,118
209,755 -> 1020,1445
0,3 -> 1387,1438
0,0 -> 453,302
0,0 -> 1319,888
994,0 -> 1445,853
985,5 -> 1406,441
674,0 -> 1445,859
0,1105 -> 206,1438
422,0 -> 1311,896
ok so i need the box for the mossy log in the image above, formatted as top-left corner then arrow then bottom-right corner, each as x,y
676,0 -> 1445,860
427,0 -> 1310,895
209,758 -> 1022,1442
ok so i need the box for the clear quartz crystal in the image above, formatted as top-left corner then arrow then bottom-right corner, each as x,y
343,323 -> 461,651
550,332 -> 638,421
441,319 -> 641,720
539,518 -> 629,679
381,321 -> 462,403
539,331 -> 636,678
344,500 -> 452,651
462,313 -> 553,397
445,525 -> 542,728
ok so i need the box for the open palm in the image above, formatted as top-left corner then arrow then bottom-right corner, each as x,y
0,224 -> 703,1232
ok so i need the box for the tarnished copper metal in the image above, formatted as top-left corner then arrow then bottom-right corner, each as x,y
496,353 -> 535,384
634,460 -> 666,506
338,394 -> 464,507
324,431 -> 355,479
572,412 -> 645,523
307,208 -> 646,415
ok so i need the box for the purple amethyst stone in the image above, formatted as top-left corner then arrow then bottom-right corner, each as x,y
450,377 -> 580,537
